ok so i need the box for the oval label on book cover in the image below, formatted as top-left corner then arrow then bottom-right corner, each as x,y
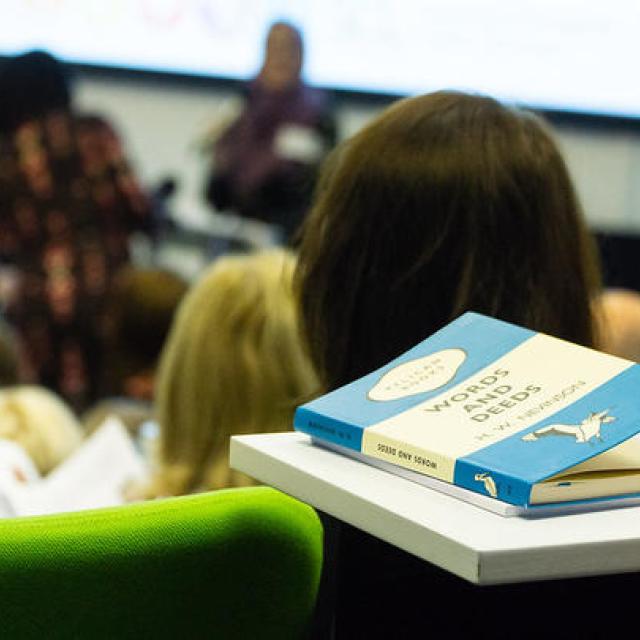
367,348 -> 466,401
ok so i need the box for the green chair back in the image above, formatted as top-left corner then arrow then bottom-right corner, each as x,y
0,486 -> 323,639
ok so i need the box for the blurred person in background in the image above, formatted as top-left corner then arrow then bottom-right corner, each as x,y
0,50 -> 152,412
0,385 -> 82,476
205,21 -> 336,243
135,249 -> 318,498
82,266 -> 188,435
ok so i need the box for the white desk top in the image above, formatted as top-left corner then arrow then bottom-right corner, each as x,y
230,432 -> 640,585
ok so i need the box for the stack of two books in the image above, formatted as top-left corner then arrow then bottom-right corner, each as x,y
294,313 -> 640,516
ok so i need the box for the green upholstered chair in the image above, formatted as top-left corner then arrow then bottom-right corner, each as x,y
0,486 -> 323,639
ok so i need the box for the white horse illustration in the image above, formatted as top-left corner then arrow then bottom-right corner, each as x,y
521,410 -> 615,444
474,472 -> 498,498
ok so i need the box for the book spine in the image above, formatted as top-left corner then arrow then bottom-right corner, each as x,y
453,459 -> 532,506
361,431 -> 455,483
293,406 -> 363,451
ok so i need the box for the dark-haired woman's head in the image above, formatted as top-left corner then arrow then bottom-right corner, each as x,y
296,91 -> 601,391
0,50 -> 71,135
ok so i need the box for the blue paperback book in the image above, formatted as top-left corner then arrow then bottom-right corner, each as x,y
294,312 -> 640,511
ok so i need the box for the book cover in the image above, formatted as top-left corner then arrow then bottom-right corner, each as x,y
294,312 -> 640,508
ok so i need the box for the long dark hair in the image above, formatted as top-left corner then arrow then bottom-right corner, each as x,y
296,91 -> 601,391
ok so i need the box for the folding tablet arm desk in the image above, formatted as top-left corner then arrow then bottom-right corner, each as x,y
230,432 -> 640,585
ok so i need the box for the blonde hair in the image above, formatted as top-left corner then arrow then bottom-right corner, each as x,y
0,386 -> 82,474
149,249 -> 317,496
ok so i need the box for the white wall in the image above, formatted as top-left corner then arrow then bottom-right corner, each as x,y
75,73 -> 640,234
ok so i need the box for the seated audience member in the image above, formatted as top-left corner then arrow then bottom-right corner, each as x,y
82,266 -> 188,435
139,249 -> 317,497
598,288 -> 640,361
0,386 -> 82,475
0,50 -> 151,412
296,90 -> 601,391
293,90 -> 605,638
205,21 -> 336,242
